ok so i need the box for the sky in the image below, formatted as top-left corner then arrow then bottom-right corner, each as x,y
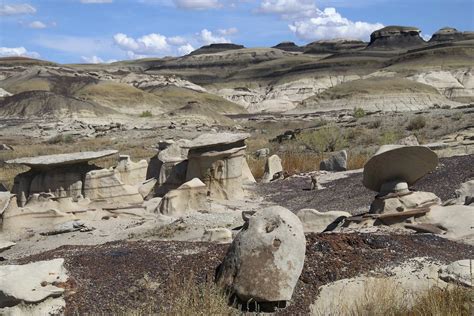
0,0 -> 473,63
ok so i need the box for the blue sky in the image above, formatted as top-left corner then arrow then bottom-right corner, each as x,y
0,0 -> 473,63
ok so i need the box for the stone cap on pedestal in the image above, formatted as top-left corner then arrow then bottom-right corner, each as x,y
6,150 -> 118,168
184,133 -> 250,150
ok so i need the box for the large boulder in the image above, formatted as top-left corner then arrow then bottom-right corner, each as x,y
296,209 -> 350,233
216,206 -> 306,304
157,178 -> 207,216
262,155 -> 283,183
319,150 -> 347,172
369,191 -> 441,215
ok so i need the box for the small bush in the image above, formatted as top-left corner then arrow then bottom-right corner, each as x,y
300,125 -> 347,154
353,107 -> 366,118
367,120 -> 381,129
140,110 -> 152,118
379,130 -> 401,145
406,116 -> 426,131
452,112 -> 464,121
47,134 -> 75,144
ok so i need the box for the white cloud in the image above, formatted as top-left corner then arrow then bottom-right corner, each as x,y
217,27 -> 238,36
0,3 -> 36,16
288,7 -> 383,41
197,29 -> 230,45
0,46 -> 40,58
173,0 -> 222,9
28,20 -> 47,29
258,0 -> 316,17
168,36 -> 188,46
113,33 -> 170,54
178,44 -> 194,55
80,0 -> 113,3
81,55 -> 104,63
35,35 -> 116,57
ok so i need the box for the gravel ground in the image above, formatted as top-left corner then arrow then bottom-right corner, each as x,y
21,233 -> 474,315
258,154 -> 474,214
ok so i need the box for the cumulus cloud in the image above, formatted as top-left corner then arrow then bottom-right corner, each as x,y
197,29 -> 230,45
167,36 -> 188,46
80,0 -> 113,3
113,33 -> 170,54
178,44 -> 195,55
0,3 -> 36,16
81,55 -> 104,63
173,0 -> 222,9
258,0 -> 383,41
28,20 -> 47,29
217,27 -> 238,36
0,46 -> 40,58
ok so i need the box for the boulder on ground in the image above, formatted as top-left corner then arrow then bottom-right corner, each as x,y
217,206 -> 306,304
363,145 -> 438,192
0,258 -> 68,307
296,209 -> 350,233
255,148 -> 270,158
439,260 -> 473,287
0,144 -> 13,151
319,150 -> 347,172
369,191 -> 441,215
262,155 -> 283,183
398,135 -> 419,146
157,178 -> 207,216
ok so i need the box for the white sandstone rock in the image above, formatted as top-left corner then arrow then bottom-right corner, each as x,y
202,228 -> 233,243
217,206 -> 306,303
439,260 -> 473,287
296,209 -> 351,233
262,155 -> 283,183
157,178 -> 207,216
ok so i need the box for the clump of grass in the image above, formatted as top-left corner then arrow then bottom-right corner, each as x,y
347,153 -> 370,170
379,130 -> 401,145
353,107 -> 366,119
281,152 -> 322,175
451,112 -> 464,121
46,134 -> 75,144
406,115 -> 426,131
139,110 -> 153,118
247,156 -> 265,180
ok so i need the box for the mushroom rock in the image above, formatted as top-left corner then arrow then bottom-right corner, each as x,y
7,150 -> 118,207
157,178 -> 207,216
363,145 -> 438,193
184,133 -> 250,200
216,206 -> 306,306
367,26 -> 426,49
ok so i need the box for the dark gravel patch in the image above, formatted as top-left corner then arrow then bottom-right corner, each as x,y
258,154 -> 473,214
22,234 -> 473,315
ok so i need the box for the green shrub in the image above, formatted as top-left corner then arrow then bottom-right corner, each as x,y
406,116 -> 426,131
140,110 -> 152,118
47,134 -> 75,144
379,130 -> 401,145
300,125 -> 347,154
367,119 -> 382,129
353,107 -> 366,118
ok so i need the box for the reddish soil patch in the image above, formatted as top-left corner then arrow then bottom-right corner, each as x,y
21,233 -> 473,315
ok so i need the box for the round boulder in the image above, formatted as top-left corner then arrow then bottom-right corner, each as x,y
216,206 -> 306,304
363,145 -> 438,192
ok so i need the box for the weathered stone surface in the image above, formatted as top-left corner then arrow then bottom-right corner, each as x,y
455,180 -> 474,205
6,150 -> 118,168
241,158 -> 256,184
217,206 -> 306,303
368,25 -> 425,49
439,260 -> 473,287
369,191 -> 440,214
138,178 -> 157,199
185,133 -> 250,200
262,155 -> 283,183
0,241 -> 15,253
363,145 -> 438,192
0,259 -> 68,307
398,135 -> 419,146
157,178 -> 207,216
202,228 -> 233,243
319,150 -> 347,172
296,209 -> 350,233
154,139 -> 190,196
183,132 -> 249,149
115,155 -> 148,186
0,144 -> 13,151
0,191 -> 13,216
255,148 -> 270,158
83,168 -> 143,203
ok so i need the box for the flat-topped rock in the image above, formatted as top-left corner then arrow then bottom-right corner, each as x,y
6,150 -> 118,168
184,133 -> 250,149
189,43 -> 245,56
368,25 -> 425,49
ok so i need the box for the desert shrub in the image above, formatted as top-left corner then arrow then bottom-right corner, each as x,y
406,116 -> 426,131
47,134 -> 75,144
300,125 -> 347,154
347,152 -> 370,170
367,119 -> 381,129
379,130 -> 401,145
353,107 -> 366,118
281,152 -> 322,175
441,104 -> 451,109
451,112 -> 464,121
140,110 -> 152,118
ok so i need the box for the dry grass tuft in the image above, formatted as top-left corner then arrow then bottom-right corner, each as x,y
281,152 -> 322,175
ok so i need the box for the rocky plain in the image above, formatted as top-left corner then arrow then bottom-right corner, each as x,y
0,25 -> 473,315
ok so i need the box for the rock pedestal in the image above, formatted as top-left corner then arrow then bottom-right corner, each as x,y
157,178 -> 207,216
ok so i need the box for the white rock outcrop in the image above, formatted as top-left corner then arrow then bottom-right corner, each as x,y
157,178 -> 207,216
262,155 -> 283,183
439,260 -> 473,287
